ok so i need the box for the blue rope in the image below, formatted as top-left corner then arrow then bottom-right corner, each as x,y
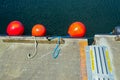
50,36 -> 94,59
51,37 -> 61,59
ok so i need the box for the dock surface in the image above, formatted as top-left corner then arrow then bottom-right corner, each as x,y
0,36 -> 87,80
0,35 -> 119,80
94,35 -> 120,80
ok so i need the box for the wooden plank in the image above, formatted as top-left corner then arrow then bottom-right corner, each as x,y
79,40 -> 88,80
2,38 -> 65,44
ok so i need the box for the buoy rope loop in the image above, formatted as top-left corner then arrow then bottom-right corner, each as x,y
50,36 -> 61,59
27,36 -> 38,59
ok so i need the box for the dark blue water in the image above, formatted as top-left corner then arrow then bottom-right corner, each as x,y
0,0 -> 120,37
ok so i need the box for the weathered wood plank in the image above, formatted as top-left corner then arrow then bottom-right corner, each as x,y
79,40 -> 88,80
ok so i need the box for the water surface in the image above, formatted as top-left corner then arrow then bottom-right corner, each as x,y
0,0 -> 120,37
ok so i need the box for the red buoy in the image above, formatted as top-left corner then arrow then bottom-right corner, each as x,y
68,21 -> 86,37
6,21 -> 24,36
32,24 -> 46,36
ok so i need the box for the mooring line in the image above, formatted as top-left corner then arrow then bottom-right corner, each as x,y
27,36 -> 38,59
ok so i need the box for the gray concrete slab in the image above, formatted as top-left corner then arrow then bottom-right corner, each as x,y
0,36 -> 87,80
94,35 -> 120,80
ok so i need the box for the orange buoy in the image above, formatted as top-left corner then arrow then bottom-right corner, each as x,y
68,21 -> 86,37
32,24 -> 46,36
6,20 -> 24,36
